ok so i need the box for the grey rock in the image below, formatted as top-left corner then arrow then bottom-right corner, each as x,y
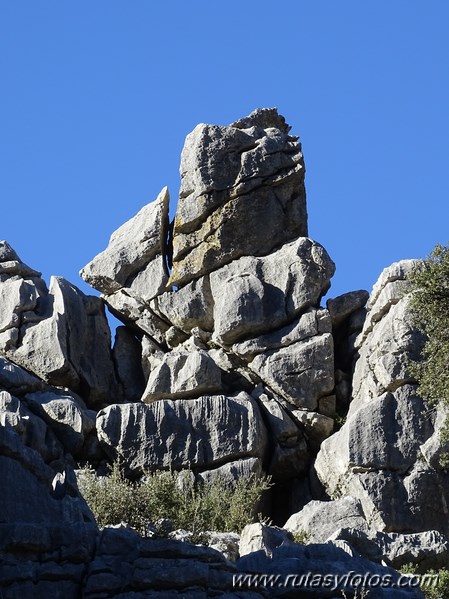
141,348 -> 223,402
284,496 -> 371,543
0,355 -> 45,395
205,531 -> 240,561
328,527 -> 449,572
233,308 -> 332,359
155,238 -> 334,349
239,523 -> 293,557
315,261 -> 449,535
210,238 -> 335,345
105,288 -> 170,346
0,425 -> 96,597
112,326 -> 145,402
420,404 -> 449,470
326,289 -> 369,328
24,389 -> 95,456
97,393 -> 268,475
169,108 -> 308,287
291,409 -> 334,446
80,186 -> 169,297
237,541 -> 423,598
84,527 -> 244,598
197,457 -> 263,487
318,394 -> 337,417
256,390 -> 309,480
249,333 -> 334,410
315,385 -> 431,528
358,260 -> 419,345
0,240 -> 41,278
152,275 -> 214,335
5,276 -> 119,408
0,390 -> 63,462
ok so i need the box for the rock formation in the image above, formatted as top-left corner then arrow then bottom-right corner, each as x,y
0,108 -> 443,598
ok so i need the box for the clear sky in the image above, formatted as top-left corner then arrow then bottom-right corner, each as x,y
1,1 -> 448,305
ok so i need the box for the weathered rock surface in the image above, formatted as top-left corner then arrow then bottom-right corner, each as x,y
96,393 -> 268,475
1,111 -> 442,598
24,389 -> 96,457
328,527 -> 449,572
0,262 -> 120,408
141,348 -> 223,402
284,496 -> 371,543
0,424 -> 97,599
249,333 -> 334,410
112,326 -> 146,402
153,237 -> 335,347
80,187 -> 170,297
169,108 -> 308,288
315,261 -> 449,536
237,538 -> 423,598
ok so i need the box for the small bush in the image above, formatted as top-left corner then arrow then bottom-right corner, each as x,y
400,564 -> 449,599
292,529 -> 311,544
77,462 -> 271,539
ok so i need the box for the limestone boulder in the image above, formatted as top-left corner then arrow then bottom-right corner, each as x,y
24,389 -> 96,457
0,390 -> 63,462
80,187 -> 169,298
154,238 -> 335,348
237,541 -> 424,598
141,348 -> 224,402
96,393 -> 268,476
315,260 -> 449,536
169,108 -> 308,288
0,265 -> 120,408
197,457 -> 263,487
239,523 -> 293,557
255,390 -> 309,480
328,527 -> 449,572
0,355 -> 45,395
326,289 -> 369,328
248,333 -> 334,410
210,238 -> 335,345
0,424 -> 97,599
284,496 -> 371,543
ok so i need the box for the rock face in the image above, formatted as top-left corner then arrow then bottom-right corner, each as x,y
0,110 -> 446,597
0,246 -> 120,408
96,393 -> 268,476
315,261 -> 449,536
170,108 -> 308,288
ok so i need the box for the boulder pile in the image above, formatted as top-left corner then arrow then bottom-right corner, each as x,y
0,108 -> 446,598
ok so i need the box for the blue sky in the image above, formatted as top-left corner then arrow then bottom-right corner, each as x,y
1,1 -> 448,306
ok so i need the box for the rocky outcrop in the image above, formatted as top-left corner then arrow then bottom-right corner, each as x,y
0,245 -> 120,408
79,108 -> 336,492
1,109 -> 446,597
96,393 -> 268,476
315,261 -> 449,536
169,108 -> 308,288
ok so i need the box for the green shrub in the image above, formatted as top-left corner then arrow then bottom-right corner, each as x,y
77,462 -> 271,539
291,529 -> 311,544
400,564 -> 449,598
408,244 -> 449,411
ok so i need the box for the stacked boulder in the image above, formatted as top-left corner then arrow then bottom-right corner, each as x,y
0,108 -> 444,597
81,108 -> 337,488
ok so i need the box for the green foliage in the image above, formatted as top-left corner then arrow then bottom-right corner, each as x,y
408,244 -> 449,448
78,462 -> 271,539
400,564 -> 449,599
292,529 -> 311,544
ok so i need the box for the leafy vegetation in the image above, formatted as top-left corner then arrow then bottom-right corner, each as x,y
78,462 -> 271,540
400,563 -> 449,598
407,243 -> 449,445
291,529 -> 311,544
